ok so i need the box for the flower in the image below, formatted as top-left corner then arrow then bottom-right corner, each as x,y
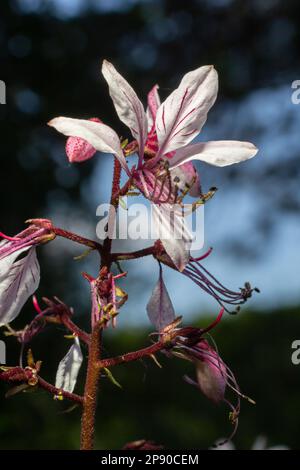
164,310 -> 256,444
48,60 -> 258,270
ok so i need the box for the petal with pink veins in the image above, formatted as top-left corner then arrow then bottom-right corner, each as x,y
169,140 -> 258,169
146,84 -> 160,131
102,60 -> 148,158
155,65 -> 218,157
0,247 -> 40,326
65,117 -> 101,163
48,117 -> 128,172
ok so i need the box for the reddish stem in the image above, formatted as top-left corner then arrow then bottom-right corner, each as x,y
53,227 -> 104,254
80,157 -> 122,450
38,376 -> 83,404
0,369 -> 83,404
60,314 -> 91,345
112,245 -> 155,261
103,158 -> 122,259
99,341 -> 166,368
80,322 -> 102,450
112,177 -> 132,202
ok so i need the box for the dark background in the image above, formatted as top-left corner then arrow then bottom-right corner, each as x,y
1,0 -> 300,449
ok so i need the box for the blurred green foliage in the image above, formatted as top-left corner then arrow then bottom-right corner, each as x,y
1,307 -> 299,449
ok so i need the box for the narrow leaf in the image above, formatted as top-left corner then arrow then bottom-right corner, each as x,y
103,367 -> 123,389
147,265 -> 175,331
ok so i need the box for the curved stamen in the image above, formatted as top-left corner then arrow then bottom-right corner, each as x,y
0,232 -> 21,242
183,258 -> 257,313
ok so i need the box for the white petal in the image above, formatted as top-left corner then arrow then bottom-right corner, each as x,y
156,65 -> 218,156
146,265 -> 175,331
0,247 -> 40,326
169,140 -> 258,169
55,337 -> 83,393
48,117 -> 128,171
152,203 -> 192,271
102,60 -> 148,157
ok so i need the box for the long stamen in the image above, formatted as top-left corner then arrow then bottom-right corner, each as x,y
32,295 -> 42,315
0,232 -> 21,242
183,257 -> 257,313
202,308 -> 224,334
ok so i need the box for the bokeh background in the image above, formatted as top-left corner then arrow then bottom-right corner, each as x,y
1,0 -> 300,449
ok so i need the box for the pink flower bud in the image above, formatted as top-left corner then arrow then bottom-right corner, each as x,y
65,117 -> 101,162
194,340 -> 227,403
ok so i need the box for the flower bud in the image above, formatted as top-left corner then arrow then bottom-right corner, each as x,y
65,117 -> 101,162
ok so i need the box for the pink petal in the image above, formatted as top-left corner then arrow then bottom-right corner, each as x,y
146,84 -> 160,131
65,117 -> 101,163
195,340 -> 227,403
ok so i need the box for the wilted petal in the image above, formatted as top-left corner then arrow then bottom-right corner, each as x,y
0,247 -> 40,326
102,60 -> 148,157
169,140 -> 258,169
170,162 -> 201,197
48,117 -> 128,172
146,84 -> 160,131
152,203 -> 192,271
195,342 -> 227,403
156,65 -> 218,156
65,117 -> 101,163
55,337 -> 83,393
146,265 -> 175,331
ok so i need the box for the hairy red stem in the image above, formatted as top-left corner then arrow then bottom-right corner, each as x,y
80,157 -> 122,450
99,341 -> 167,368
53,226 -> 104,254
